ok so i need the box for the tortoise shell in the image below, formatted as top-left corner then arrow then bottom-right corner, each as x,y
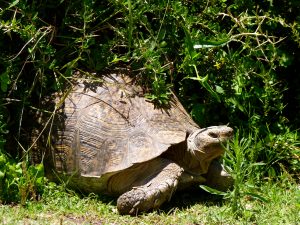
51,73 -> 199,179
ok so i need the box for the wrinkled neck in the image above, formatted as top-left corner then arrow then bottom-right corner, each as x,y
162,141 -> 208,175
184,149 -> 210,175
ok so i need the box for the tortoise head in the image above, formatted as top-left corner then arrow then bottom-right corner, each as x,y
187,125 -> 233,171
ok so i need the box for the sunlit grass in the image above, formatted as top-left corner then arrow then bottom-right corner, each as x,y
0,181 -> 299,224
1,133 -> 299,224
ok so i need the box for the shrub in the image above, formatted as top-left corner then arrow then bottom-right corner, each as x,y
0,0 -> 299,203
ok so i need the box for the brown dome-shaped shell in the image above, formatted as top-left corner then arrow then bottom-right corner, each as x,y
52,74 -> 199,178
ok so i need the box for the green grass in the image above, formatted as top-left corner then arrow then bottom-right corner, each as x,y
1,132 -> 299,224
0,181 -> 299,225
1,2 -> 300,224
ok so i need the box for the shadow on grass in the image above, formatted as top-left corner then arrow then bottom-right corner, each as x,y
83,186 -> 225,215
161,187 -> 225,213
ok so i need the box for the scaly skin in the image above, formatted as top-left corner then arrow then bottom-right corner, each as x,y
111,126 -> 233,215
204,160 -> 234,191
116,159 -> 183,215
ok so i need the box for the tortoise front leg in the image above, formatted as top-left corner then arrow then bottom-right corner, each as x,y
109,158 -> 183,215
204,160 -> 233,191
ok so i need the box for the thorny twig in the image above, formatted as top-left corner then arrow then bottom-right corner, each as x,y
218,12 -> 286,62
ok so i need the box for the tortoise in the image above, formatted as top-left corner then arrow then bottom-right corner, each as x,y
38,72 -> 233,215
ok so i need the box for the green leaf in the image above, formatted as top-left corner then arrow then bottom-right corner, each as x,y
199,185 -> 227,196
227,98 -> 245,113
249,162 -> 266,167
194,38 -> 229,49
190,73 -> 221,102
0,170 -> 5,179
8,0 -> 20,9
215,85 -> 225,94
0,154 -> 7,167
245,192 -> 269,203
0,72 -> 10,92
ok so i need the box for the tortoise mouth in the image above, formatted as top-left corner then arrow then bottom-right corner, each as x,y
187,126 -> 233,151
202,144 -> 226,159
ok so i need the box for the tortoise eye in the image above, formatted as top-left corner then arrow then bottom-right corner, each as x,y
208,132 -> 219,138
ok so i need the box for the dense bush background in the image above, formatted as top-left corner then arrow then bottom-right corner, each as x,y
0,0 -> 299,203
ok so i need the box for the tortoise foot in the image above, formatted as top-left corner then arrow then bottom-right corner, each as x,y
204,160 -> 233,191
117,160 -> 183,215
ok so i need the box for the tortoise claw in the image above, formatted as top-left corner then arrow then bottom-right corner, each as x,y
116,160 -> 183,215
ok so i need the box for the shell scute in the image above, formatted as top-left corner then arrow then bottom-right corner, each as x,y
53,74 -> 199,177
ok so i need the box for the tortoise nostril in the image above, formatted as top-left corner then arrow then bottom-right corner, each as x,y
208,132 -> 219,138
